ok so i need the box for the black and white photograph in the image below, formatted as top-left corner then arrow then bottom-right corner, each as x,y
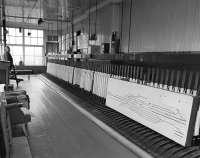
0,0 -> 200,158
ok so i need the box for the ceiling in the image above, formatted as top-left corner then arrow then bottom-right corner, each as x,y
5,0 -> 67,23
3,0 -> 105,27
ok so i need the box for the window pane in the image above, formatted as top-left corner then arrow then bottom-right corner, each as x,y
37,38 -> 43,45
11,46 -> 23,56
35,57 -> 43,65
9,46 -> 23,65
24,29 -> 29,37
30,29 -> 37,37
31,37 -> 38,45
25,37 -> 31,45
25,29 -> 32,37
16,36 -> 23,44
25,56 -> 34,65
38,30 -> 43,37
35,47 -> 43,56
15,28 -> 22,37
26,47 -> 35,56
3,28 -> 44,66
8,28 -> 15,36
6,37 -> 10,44
13,56 -> 23,65
9,36 -> 16,44
25,46 -> 43,65
24,29 -> 43,45
25,47 -> 34,65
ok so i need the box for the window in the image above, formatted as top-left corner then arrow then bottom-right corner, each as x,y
24,29 -> 43,46
6,27 -> 23,45
9,46 -> 23,65
2,27 -> 44,66
24,29 -> 44,65
25,46 -> 43,65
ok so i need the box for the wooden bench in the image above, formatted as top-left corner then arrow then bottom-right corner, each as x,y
11,70 -> 33,80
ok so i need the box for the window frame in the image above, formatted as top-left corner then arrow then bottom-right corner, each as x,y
3,27 -> 45,66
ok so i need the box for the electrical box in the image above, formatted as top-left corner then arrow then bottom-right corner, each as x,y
101,43 -> 110,54
88,45 -> 101,55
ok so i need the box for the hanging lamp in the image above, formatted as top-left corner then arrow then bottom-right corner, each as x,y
38,0 -> 44,25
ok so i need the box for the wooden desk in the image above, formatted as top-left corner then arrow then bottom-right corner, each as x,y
0,61 -> 10,89
0,92 -> 32,158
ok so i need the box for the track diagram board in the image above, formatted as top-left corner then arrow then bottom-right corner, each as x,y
106,78 -> 199,146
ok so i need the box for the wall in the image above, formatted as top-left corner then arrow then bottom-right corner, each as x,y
60,1 -> 120,51
122,0 -> 200,52
73,4 -> 115,44
60,0 -> 200,54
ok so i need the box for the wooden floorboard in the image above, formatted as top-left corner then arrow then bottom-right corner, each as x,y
13,75 -> 140,158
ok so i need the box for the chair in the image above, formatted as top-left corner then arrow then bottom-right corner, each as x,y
1,88 -> 30,109
6,94 -> 30,109
1,89 -> 31,136
9,67 -> 23,87
5,102 -> 31,137
5,90 -> 26,96
0,95 -> 32,158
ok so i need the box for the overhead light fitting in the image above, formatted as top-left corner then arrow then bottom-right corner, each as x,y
19,27 -> 22,33
76,30 -> 81,36
38,18 -> 44,25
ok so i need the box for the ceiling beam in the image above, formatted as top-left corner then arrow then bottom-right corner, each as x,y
0,20 -> 65,31
5,2 -> 40,9
0,21 -> 45,30
6,15 -> 71,23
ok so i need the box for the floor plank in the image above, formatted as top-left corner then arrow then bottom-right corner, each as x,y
14,75 -> 140,158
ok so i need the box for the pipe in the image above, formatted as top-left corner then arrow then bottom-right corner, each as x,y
2,0 -> 6,46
